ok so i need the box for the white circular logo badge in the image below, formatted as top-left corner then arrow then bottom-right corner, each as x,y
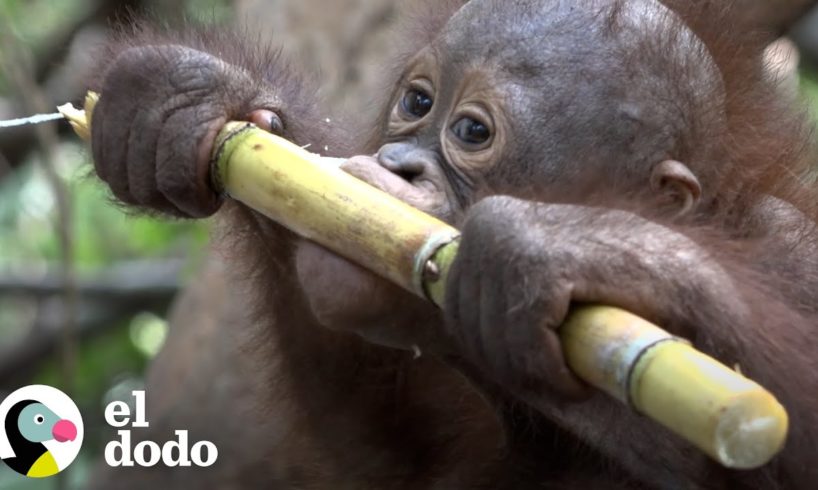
0,385 -> 84,478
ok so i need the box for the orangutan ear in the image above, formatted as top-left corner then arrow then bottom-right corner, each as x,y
650,160 -> 702,217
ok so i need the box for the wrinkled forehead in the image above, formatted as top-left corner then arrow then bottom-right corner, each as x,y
439,0 -> 580,64
437,0 -> 717,84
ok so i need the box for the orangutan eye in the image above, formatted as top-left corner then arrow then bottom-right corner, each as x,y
34,415 -> 45,425
401,89 -> 434,119
451,116 -> 492,147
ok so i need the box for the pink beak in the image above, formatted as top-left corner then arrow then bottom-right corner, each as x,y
52,419 -> 77,443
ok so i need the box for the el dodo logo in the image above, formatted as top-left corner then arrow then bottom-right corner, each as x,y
0,385 -> 82,478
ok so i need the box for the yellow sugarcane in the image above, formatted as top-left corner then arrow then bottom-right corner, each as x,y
60,93 -> 788,469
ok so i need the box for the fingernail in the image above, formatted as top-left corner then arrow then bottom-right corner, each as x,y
249,109 -> 281,134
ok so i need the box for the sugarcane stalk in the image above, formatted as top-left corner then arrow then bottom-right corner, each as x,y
61,93 -> 788,469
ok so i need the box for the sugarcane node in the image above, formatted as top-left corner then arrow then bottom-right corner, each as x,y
415,235 -> 461,307
560,305 -> 788,468
626,339 -> 789,469
623,337 -> 681,408
424,260 -> 441,282
210,121 -> 255,196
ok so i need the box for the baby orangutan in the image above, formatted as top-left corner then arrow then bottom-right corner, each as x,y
88,0 -> 818,488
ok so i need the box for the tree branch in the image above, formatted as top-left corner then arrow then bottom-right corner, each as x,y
0,294 -> 175,388
0,260 -> 184,298
0,260 -> 183,386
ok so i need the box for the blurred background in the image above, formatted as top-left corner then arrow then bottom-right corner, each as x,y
0,0 -> 816,488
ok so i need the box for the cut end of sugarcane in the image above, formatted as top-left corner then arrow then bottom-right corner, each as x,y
626,339 -> 789,469
714,391 -> 789,469
56,101 -> 87,139
57,91 -> 98,141
563,307 -> 789,469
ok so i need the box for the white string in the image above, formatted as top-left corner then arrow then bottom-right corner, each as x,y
0,112 -> 65,128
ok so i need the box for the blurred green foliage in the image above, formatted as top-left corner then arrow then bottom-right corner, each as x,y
0,1 -> 228,485
0,0 -> 96,94
0,142 -> 208,490
186,0 -> 233,24
802,68 -> 818,110
0,144 -> 209,271
0,1 -> 221,489
0,0 -> 96,44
